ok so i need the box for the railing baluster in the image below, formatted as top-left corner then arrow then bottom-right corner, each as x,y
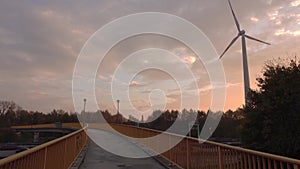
268,159 -> 272,169
244,152 -> 248,169
237,151 -> 240,169
218,146 -> 222,169
257,156 -> 261,169
201,144 -> 204,169
210,146 -> 213,169
262,157 -> 267,169
253,154 -> 257,169
279,161 -> 284,169
248,154 -> 252,169
228,149 -> 233,169
274,160 -> 278,169
233,150 -> 236,169
187,138 -> 190,169
234,150 -> 238,169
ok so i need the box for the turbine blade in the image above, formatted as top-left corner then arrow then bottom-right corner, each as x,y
245,35 -> 271,45
219,35 -> 240,59
228,0 -> 241,32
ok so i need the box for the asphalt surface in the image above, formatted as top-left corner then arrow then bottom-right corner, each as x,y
79,129 -> 166,169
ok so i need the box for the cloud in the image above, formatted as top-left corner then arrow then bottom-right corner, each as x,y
0,0 -> 299,112
129,98 -> 151,111
290,0 -> 300,7
98,75 -> 109,81
171,47 -> 197,65
129,80 -> 147,87
275,29 -> 300,36
250,17 -> 259,22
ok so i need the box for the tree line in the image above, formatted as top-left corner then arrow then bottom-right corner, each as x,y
83,108 -> 245,140
0,101 -> 245,143
0,101 -> 78,128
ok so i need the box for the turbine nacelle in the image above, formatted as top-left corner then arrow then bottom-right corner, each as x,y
239,30 -> 246,35
219,0 -> 270,59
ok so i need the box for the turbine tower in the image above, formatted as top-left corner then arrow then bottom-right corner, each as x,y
220,0 -> 270,106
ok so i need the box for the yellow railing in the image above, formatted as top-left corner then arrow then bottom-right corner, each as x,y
5,123 -> 300,169
0,127 -> 87,169
90,124 -> 300,169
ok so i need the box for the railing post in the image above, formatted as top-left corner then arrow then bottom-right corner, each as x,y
63,139 -> 67,169
168,134 -> 173,167
186,138 -> 190,169
294,164 -> 299,169
43,147 -> 47,169
218,146 -> 223,169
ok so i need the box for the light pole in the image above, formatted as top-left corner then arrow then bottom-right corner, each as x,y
116,99 -> 121,123
83,98 -> 86,126
116,99 -> 120,115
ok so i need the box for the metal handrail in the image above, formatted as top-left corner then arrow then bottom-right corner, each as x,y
4,123 -> 300,169
108,124 -> 300,169
190,136 -> 300,165
0,126 -> 87,169
111,124 -> 300,164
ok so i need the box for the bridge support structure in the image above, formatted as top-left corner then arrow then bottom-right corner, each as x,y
33,132 -> 39,143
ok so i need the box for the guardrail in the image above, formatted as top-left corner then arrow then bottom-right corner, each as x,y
90,124 -> 300,169
0,127 -> 87,169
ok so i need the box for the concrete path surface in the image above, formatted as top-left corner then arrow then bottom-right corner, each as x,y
79,129 -> 166,169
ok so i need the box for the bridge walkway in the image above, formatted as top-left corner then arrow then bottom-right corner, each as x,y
80,129 -> 166,169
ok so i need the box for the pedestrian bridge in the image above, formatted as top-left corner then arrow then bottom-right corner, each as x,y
0,123 -> 299,169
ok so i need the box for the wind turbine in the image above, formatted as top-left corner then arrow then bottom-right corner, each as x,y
220,0 -> 270,106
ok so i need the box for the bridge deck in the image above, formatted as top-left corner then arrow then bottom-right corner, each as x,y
80,129 -> 165,169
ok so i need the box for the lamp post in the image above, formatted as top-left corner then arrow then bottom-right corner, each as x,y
83,98 -> 86,126
117,99 -> 120,115
116,99 -> 121,123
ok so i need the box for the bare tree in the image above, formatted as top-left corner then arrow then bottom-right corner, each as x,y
0,100 -> 21,114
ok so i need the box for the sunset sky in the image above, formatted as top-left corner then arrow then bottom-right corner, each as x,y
0,0 -> 299,118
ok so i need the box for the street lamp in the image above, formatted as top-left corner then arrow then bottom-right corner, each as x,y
83,98 -> 87,112
83,98 -> 87,126
116,99 -> 120,115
